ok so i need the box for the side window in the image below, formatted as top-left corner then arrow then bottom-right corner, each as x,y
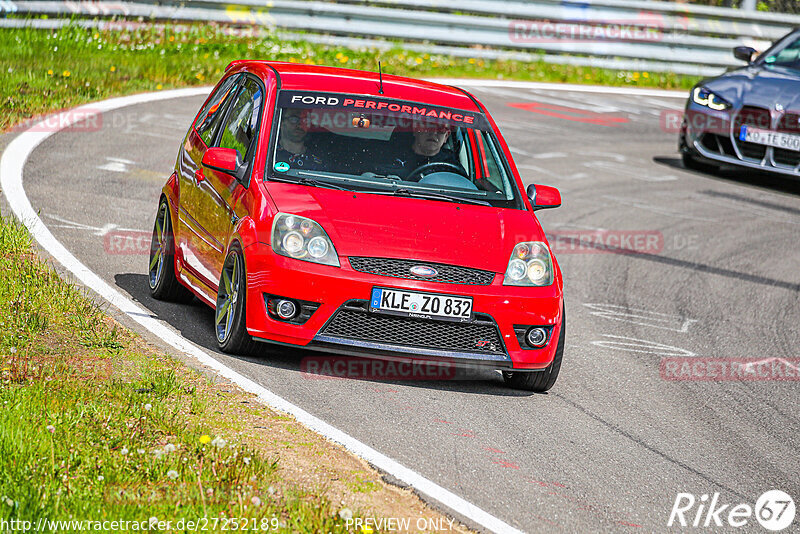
216,78 -> 263,161
195,75 -> 240,147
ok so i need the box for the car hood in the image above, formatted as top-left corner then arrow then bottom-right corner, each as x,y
705,65 -> 800,110
265,183 -> 545,273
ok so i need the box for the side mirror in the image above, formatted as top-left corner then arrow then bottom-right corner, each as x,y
733,46 -> 757,63
527,184 -> 561,211
202,147 -> 245,181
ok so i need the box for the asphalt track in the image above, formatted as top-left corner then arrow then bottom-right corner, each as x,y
5,81 -> 800,532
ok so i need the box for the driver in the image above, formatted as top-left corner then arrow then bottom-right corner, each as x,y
275,108 -> 327,171
391,121 -> 463,180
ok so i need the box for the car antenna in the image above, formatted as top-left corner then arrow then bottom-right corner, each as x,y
378,61 -> 384,95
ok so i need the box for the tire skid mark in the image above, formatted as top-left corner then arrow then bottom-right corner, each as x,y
552,392 -> 749,501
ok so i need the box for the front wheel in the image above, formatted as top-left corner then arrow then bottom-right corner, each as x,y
503,306 -> 565,393
215,248 -> 258,355
682,151 -> 718,174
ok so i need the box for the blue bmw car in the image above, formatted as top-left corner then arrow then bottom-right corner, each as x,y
680,28 -> 800,177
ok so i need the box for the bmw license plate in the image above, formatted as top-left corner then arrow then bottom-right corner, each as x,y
370,287 -> 473,322
739,125 -> 800,152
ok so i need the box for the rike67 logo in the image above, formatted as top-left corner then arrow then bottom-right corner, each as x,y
668,490 -> 795,531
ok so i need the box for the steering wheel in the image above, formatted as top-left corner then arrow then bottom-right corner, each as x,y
406,162 -> 467,182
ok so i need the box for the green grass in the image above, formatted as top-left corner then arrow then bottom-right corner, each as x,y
1,21 -> 699,131
0,216 -> 359,531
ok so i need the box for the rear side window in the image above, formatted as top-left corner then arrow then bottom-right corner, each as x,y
195,74 -> 240,146
216,78 -> 263,161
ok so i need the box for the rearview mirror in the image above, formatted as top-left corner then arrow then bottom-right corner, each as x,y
527,184 -> 561,211
202,147 -> 245,181
733,46 -> 757,63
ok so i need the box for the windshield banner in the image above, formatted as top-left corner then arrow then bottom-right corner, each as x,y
278,90 -> 490,130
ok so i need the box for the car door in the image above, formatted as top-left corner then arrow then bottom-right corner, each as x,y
176,74 -> 241,288
191,76 -> 264,290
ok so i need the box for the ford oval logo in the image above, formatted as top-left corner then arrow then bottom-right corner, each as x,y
410,265 -> 438,278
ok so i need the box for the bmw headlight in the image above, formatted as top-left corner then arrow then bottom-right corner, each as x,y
692,87 -> 731,111
503,242 -> 553,286
271,213 -> 339,267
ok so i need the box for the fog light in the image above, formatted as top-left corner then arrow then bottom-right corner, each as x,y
526,327 -> 548,347
276,299 -> 297,320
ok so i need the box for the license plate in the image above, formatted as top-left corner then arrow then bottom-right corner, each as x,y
739,125 -> 800,152
369,287 -> 473,322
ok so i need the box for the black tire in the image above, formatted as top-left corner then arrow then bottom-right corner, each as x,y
149,199 -> 194,303
215,247 -> 259,355
682,151 -> 719,174
503,306 -> 565,393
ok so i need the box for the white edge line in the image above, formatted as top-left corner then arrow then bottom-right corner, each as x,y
0,87 -> 524,534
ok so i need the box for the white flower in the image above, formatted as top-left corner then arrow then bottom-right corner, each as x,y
9,347 -> 16,354
144,404 -> 152,411
97,476 -> 104,481
120,447 -> 129,456
338,508 -> 353,521
46,425 -> 55,434
210,436 -> 226,449
250,496 -> 261,506
5,498 -> 13,507
153,449 -> 164,460
268,486 -> 275,495
243,457 -> 250,465
137,449 -> 145,455
164,444 -> 176,453
166,470 -> 178,480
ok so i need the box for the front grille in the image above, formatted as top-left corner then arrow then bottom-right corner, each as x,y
348,257 -> 495,286
319,303 -> 506,355
734,106 -> 771,160
775,113 -> 800,167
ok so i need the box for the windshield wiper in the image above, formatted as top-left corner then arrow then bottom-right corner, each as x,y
390,187 -> 491,206
269,175 -> 351,191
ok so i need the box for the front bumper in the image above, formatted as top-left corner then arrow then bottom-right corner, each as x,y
681,104 -> 800,178
242,243 -> 563,370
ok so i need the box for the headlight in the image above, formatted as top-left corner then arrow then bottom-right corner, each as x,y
271,213 -> 339,267
692,87 -> 731,111
503,242 -> 553,286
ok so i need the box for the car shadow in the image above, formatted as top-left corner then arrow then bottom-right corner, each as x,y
114,273 -> 536,396
654,155 -> 800,196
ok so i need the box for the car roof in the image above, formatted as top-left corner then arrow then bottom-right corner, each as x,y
232,61 -> 482,112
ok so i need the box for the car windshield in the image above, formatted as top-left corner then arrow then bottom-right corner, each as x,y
761,32 -> 800,73
267,91 -> 521,208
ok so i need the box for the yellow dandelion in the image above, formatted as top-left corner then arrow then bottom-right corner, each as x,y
643,72 -> 649,78
195,72 -> 205,80
62,70 -> 70,77
338,56 -> 348,63
47,69 -> 54,76
415,57 -> 423,64
335,52 -> 343,59
110,66 -> 116,72
203,53 -> 209,59
423,53 -> 430,59
360,525 -> 374,534
199,435 -> 211,444
468,58 -> 476,64
304,59 -> 315,65
156,84 -> 163,90
169,36 -> 175,42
